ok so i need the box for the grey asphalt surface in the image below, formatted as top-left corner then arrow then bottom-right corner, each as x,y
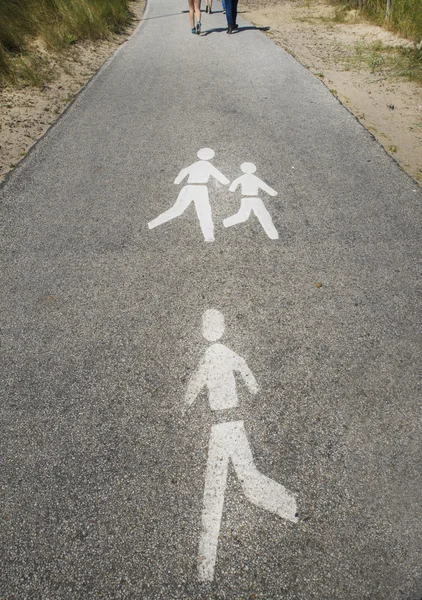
1,0 -> 421,598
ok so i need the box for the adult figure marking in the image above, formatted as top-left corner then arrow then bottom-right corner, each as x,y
148,148 -> 229,242
185,309 -> 298,582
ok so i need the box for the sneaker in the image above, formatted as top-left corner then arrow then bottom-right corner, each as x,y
209,7 -> 212,13
205,5 -> 209,12
191,27 -> 196,33
227,25 -> 233,33
233,23 -> 238,29
196,21 -> 201,34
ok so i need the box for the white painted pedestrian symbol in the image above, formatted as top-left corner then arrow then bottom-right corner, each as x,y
185,309 -> 298,582
223,162 -> 279,239
148,148 -> 229,242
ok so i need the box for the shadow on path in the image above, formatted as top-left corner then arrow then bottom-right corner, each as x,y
201,25 -> 270,35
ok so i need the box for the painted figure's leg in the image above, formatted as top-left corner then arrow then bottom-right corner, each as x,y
223,199 -> 252,229
251,199 -> 279,239
198,424 -> 230,582
231,422 -> 297,522
194,187 -> 215,242
148,186 -> 192,230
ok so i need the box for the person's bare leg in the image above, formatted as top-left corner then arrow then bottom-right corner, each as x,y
194,0 -> 201,28
188,0 -> 195,28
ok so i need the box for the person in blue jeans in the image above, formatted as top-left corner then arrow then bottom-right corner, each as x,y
225,0 -> 238,33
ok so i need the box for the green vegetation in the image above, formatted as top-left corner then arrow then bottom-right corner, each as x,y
333,0 -> 422,41
0,0 -> 133,85
324,0 -> 422,84
366,0 -> 422,41
343,40 -> 422,83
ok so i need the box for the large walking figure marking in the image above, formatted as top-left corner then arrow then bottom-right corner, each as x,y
185,309 -> 298,582
148,148 -> 229,242
223,162 -> 279,239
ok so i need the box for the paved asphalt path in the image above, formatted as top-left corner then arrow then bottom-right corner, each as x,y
1,0 -> 421,598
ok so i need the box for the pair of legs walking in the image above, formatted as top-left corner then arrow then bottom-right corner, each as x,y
188,0 -> 201,32
198,421 -> 297,582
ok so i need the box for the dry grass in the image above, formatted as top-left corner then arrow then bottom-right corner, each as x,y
342,40 -> 422,83
331,0 -> 422,42
0,0 -> 134,86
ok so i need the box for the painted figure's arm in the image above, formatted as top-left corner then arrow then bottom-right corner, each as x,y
236,356 -> 259,395
229,177 -> 242,192
209,165 -> 230,185
257,178 -> 278,197
174,167 -> 190,184
185,361 -> 207,408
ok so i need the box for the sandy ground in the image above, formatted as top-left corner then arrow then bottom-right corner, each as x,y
0,0 -> 146,182
0,0 -> 421,183
239,0 -> 422,183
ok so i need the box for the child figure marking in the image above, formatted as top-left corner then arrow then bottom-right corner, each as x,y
223,162 -> 279,239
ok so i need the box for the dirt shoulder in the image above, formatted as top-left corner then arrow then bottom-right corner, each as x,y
0,0 -> 146,182
239,0 -> 422,184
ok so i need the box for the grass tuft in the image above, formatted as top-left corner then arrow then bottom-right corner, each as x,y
343,40 -> 422,83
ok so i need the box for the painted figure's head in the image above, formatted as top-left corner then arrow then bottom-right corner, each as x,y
202,309 -> 225,342
241,162 -> 256,174
197,148 -> 215,161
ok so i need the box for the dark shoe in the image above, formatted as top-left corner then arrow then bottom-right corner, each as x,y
209,7 -> 212,13
233,23 -> 238,29
196,21 -> 201,34
205,5 -> 209,12
227,25 -> 233,33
